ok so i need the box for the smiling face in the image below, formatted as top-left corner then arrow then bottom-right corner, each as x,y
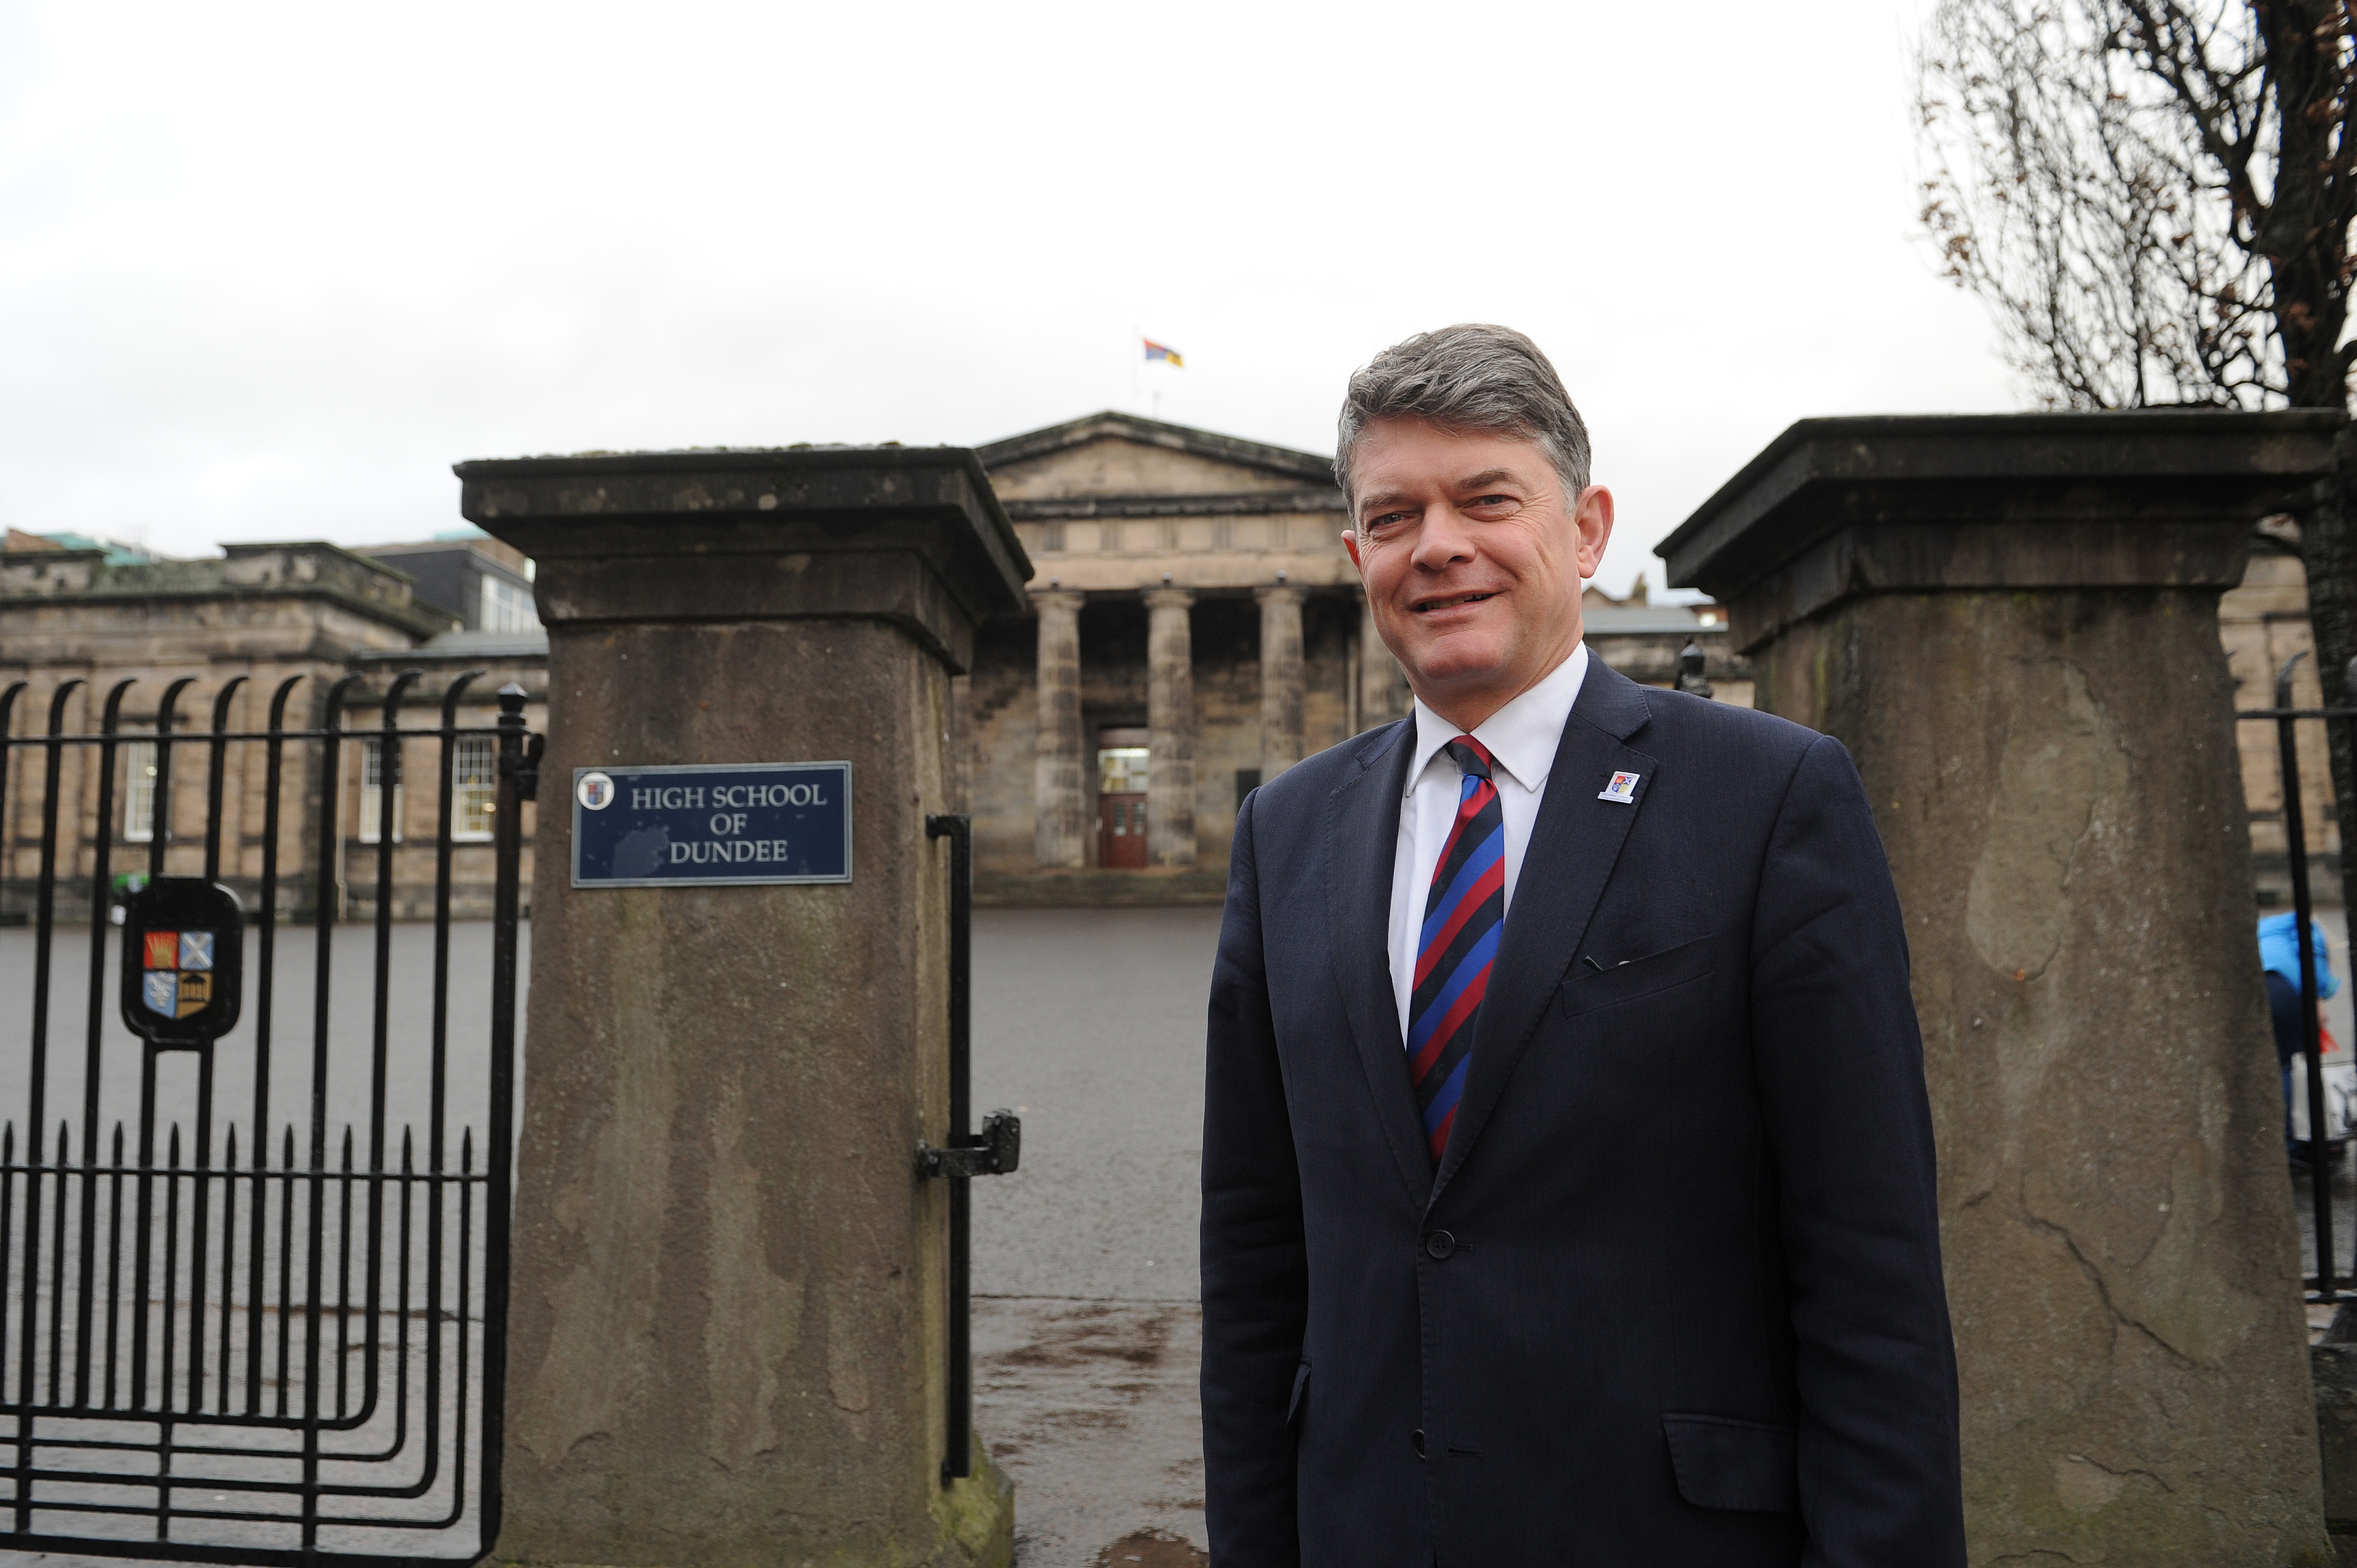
1343,417 -> 1613,732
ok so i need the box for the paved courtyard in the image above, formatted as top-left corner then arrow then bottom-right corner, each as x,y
971,906 -> 1218,1568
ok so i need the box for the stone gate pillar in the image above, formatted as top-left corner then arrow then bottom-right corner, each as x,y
459,446 -> 1032,1568
1659,411 -> 2341,1564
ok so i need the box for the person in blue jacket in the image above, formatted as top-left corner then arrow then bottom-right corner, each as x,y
2260,910 -> 2341,1166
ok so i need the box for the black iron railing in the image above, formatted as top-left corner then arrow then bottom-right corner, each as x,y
0,671 -> 533,1567
2241,652 -> 2357,1304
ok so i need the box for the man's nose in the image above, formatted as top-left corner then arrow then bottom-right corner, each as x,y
1410,507 -> 1475,570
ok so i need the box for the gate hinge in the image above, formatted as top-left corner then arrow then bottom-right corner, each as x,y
502,735 -> 547,801
917,1108 -> 1021,1180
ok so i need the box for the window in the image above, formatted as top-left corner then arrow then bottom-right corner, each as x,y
357,739 -> 404,844
1039,522 -> 1064,553
1099,746 -> 1149,796
123,741 -> 158,842
478,573 -> 537,634
452,737 -> 497,841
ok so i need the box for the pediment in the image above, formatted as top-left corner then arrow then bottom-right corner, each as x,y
979,412 -> 1336,502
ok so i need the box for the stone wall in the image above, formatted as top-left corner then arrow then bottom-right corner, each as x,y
1756,590 -> 2325,1561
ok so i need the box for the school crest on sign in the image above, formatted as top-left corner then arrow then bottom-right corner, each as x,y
119,879 -> 243,1047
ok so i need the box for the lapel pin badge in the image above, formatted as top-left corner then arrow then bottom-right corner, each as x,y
1597,770 -> 1641,804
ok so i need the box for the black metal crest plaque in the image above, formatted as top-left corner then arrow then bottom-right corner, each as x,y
118,877 -> 243,1047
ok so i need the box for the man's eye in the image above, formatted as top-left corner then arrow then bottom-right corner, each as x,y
1468,494 -> 1515,508
1365,511 -> 1411,531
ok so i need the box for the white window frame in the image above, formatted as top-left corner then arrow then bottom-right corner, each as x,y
479,573 -> 536,634
452,736 -> 497,842
123,740 -> 158,843
357,738 -> 404,844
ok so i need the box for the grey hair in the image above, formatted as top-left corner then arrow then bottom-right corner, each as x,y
1333,324 -> 1592,510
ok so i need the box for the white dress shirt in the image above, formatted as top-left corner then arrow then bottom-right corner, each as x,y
1388,643 -> 1589,1046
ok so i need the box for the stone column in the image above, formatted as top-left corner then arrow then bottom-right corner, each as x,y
1357,584 -> 1404,730
1143,587 -> 1195,867
1658,410 -> 2342,1565
461,447 -> 1030,1568
1255,583 -> 1306,778
1031,589 -> 1086,868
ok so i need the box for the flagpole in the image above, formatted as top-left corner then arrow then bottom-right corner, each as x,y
1130,322 -> 1141,415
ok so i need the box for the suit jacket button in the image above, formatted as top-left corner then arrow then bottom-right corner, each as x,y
1412,1429 -> 1426,1459
1425,1230 -> 1455,1259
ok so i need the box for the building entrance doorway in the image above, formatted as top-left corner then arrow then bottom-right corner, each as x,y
1097,729 -> 1149,869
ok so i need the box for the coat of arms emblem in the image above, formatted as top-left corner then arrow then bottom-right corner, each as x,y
141,928 -> 216,1018
118,878 -> 243,1046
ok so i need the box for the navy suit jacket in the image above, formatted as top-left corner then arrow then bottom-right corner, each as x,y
1199,660 -> 1964,1567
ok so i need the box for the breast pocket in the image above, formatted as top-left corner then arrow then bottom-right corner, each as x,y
1560,932 -> 1714,1020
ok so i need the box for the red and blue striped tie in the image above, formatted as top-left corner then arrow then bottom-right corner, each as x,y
1409,737 -> 1505,1165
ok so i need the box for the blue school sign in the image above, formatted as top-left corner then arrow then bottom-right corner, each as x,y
571,762 -> 852,888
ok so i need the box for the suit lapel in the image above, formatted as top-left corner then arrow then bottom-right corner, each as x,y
1430,661 -> 1658,1203
1322,719 -> 1433,1206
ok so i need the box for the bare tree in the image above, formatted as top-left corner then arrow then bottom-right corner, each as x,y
1921,0 -> 2357,905
1918,0 -> 2357,409
1919,0 -> 2279,407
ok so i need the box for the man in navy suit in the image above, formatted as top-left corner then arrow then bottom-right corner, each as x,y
1200,324 -> 1964,1566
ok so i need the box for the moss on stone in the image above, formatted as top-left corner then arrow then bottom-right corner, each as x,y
926,1432 -> 1014,1568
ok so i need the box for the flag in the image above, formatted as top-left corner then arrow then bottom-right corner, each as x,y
1144,338 -> 1184,368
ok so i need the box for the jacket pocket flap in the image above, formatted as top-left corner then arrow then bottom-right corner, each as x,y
1285,1360 -> 1311,1428
1562,934 -> 1714,1019
1663,1413 -> 1799,1513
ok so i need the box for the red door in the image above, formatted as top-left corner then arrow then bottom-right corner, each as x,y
1099,794 -> 1148,868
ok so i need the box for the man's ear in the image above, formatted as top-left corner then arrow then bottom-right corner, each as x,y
1574,486 -> 1615,578
1343,530 -> 1364,573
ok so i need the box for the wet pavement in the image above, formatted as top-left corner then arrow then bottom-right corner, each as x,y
971,906 -> 1218,1568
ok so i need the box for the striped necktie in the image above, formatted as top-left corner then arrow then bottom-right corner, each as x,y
1408,736 -> 1505,1165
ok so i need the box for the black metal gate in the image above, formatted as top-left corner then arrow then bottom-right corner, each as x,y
0,669 -> 536,1567
2243,650 -> 2357,1307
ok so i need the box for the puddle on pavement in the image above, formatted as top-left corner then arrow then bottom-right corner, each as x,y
1090,1530 -> 1209,1567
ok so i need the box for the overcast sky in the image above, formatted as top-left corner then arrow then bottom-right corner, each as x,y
0,0 -> 2014,597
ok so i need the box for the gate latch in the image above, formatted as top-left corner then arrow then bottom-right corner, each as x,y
501,733 -> 547,801
918,1108 -> 1021,1180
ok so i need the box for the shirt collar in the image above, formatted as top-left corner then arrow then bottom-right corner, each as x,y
1406,642 -> 1589,796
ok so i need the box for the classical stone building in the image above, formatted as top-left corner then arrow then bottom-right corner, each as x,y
1,412 -> 1748,917
0,536 -> 547,923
